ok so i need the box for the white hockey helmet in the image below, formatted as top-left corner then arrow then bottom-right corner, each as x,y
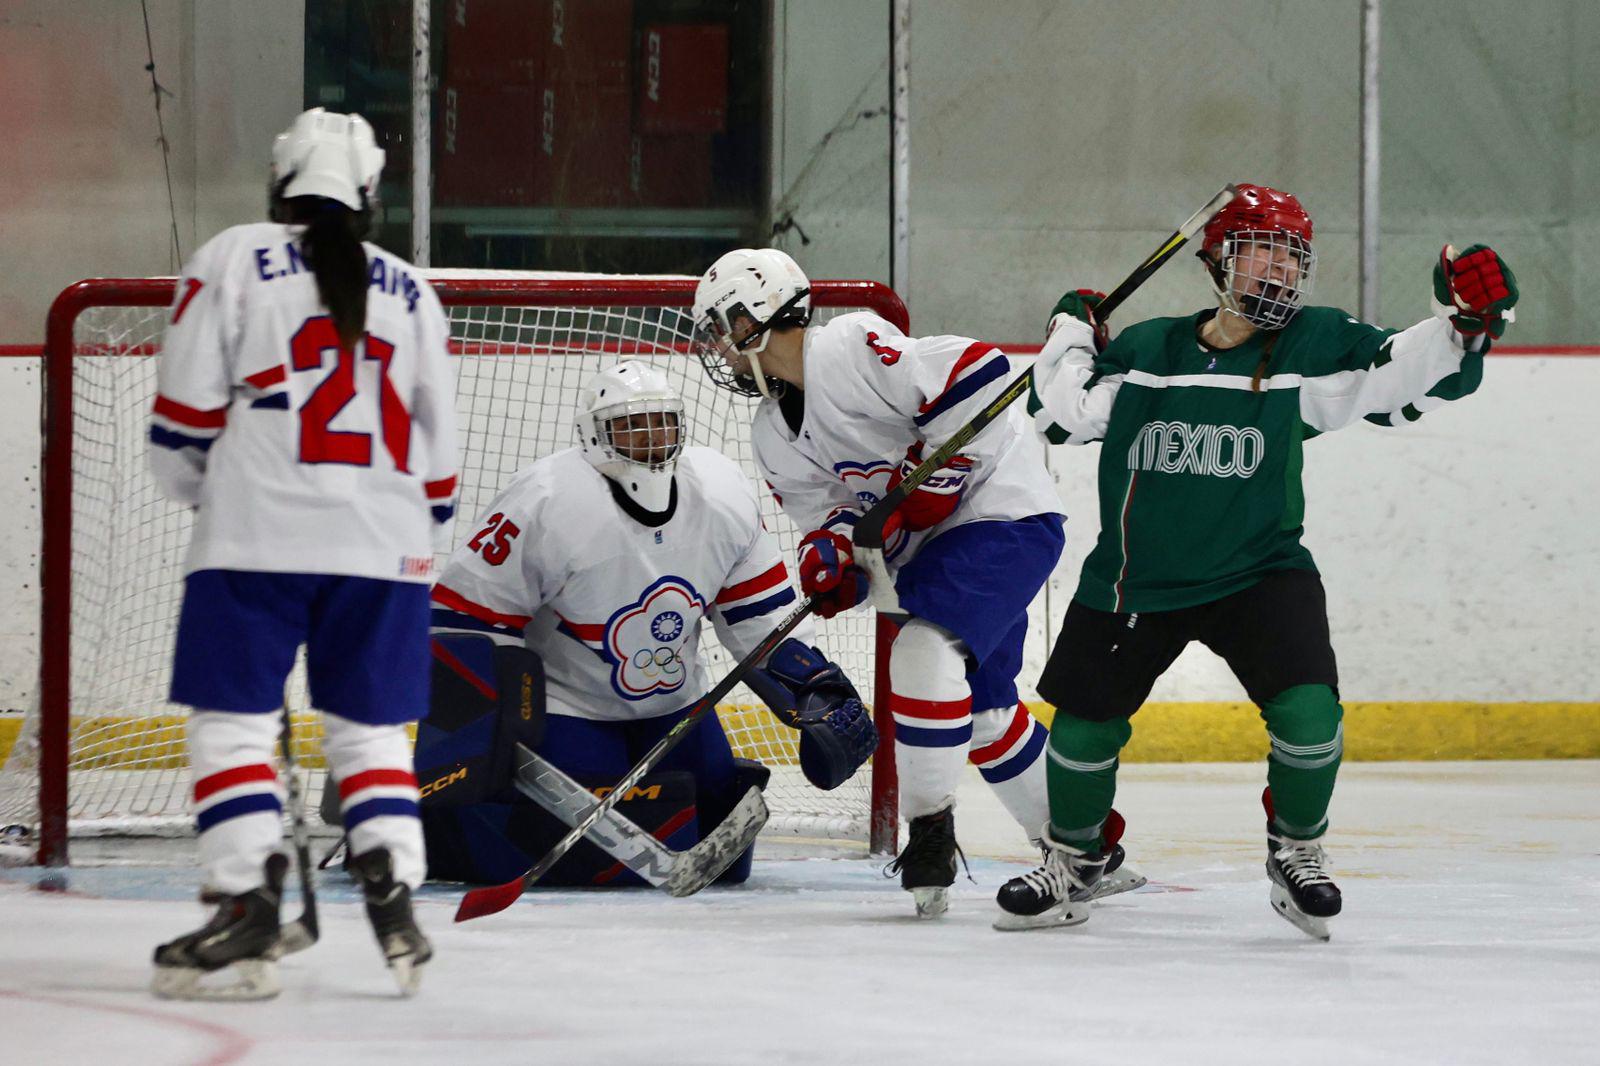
576,362 -> 686,514
692,248 -> 812,399
269,108 -> 385,213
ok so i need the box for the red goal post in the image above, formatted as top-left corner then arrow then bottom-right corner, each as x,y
18,273 -> 905,866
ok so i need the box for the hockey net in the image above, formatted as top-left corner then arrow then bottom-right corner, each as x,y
0,272 -> 903,865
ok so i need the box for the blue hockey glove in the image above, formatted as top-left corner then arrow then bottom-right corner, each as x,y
744,639 -> 877,791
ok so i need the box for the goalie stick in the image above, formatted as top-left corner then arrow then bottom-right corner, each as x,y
272,709 -> 319,956
454,592 -> 820,922
512,744 -> 768,896
854,184 -> 1239,612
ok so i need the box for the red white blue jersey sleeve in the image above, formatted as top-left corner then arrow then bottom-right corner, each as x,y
750,311 -> 1061,571
431,447 -> 816,723
151,222 -> 459,583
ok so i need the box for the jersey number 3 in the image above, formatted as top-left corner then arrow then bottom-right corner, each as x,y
290,316 -> 411,471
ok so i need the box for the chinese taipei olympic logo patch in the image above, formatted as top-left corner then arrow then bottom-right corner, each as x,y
602,575 -> 706,700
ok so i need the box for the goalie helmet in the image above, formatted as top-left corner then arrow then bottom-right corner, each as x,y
692,248 -> 813,399
1199,183 -> 1316,331
269,108 -> 386,216
576,362 -> 686,514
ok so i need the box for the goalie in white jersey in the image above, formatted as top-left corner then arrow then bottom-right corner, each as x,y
148,109 -> 453,999
425,361 -> 876,887
693,249 -> 1144,918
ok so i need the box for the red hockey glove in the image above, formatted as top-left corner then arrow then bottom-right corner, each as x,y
884,443 -> 975,533
1433,244 -> 1518,339
797,527 -> 870,619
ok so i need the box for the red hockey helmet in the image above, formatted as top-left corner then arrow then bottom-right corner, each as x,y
1202,184 -> 1314,256
1200,184 -> 1317,330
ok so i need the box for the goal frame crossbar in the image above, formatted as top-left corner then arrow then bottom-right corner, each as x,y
36,275 -> 908,866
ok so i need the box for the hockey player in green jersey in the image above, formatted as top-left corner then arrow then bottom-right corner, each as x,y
996,183 -> 1518,939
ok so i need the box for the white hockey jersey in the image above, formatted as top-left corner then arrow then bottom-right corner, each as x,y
431,446 -> 816,722
753,311 -> 1062,568
150,222 -> 459,584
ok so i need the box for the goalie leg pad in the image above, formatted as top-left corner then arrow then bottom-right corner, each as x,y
423,770 -> 701,887
413,635 -> 546,807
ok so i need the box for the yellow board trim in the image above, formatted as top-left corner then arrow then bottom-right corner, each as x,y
2,702 -> 1597,770
1024,702 -> 1600,761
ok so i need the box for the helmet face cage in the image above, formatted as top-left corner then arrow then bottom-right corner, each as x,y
593,397 -> 686,473
1218,229 -> 1317,330
692,288 -> 811,398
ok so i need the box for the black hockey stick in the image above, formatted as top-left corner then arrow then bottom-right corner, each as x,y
273,710 -> 320,955
455,593 -> 820,921
853,184 -> 1239,611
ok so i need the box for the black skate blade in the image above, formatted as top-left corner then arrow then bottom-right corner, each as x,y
151,958 -> 280,1001
1270,884 -> 1332,941
992,899 -> 1091,932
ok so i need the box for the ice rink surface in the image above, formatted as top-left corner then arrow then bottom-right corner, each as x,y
3,761 -> 1597,1066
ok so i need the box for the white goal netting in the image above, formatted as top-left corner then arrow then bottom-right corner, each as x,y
0,272 -> 899,858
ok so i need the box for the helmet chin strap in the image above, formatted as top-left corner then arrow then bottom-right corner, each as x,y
745,346 -> 776,400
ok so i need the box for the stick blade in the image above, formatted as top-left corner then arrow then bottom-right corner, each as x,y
455,877 -> 526,922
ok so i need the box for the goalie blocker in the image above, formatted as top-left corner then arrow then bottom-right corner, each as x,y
414,635 -> 868,887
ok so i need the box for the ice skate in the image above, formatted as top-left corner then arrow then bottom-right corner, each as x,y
151,853 -> 286,1001
352,847 -> 432,996
884,807 -> 960,918
1266,830 -> 1341,940
993,832 -> 1110,931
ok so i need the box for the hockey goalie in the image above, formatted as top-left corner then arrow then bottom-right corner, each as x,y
418,362 -> 877,890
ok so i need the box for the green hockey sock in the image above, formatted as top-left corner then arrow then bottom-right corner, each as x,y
1259,684 -> 1343,838
1045,713 -> 1132,848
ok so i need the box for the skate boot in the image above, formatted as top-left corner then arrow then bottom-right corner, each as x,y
351,847 -> 432,996
994,830 -> 1110,931
1081,809 -> 1147,902
152,853 -> 286,1000
884,807 -> 961,919
1266,829 -> 1342,940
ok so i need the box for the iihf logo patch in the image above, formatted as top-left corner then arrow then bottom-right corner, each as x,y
602,576 -> 706,700
654,530 -> 664,544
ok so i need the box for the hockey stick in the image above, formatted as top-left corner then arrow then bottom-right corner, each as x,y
273,710 -> 320,955
512,744 -> 768,897
454,592 -> 819,922
854,184 -> 1239,611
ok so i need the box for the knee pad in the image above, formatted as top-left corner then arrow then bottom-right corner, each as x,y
1260,684 -> 1343,769
889,619 -> 969,701
1047,712 -> 1132,769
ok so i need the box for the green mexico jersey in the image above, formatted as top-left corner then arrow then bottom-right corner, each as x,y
1075,306 -> 1483,613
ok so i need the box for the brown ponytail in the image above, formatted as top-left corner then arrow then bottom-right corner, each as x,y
283,197 -> 369,348
1250,332 -> 1281,393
